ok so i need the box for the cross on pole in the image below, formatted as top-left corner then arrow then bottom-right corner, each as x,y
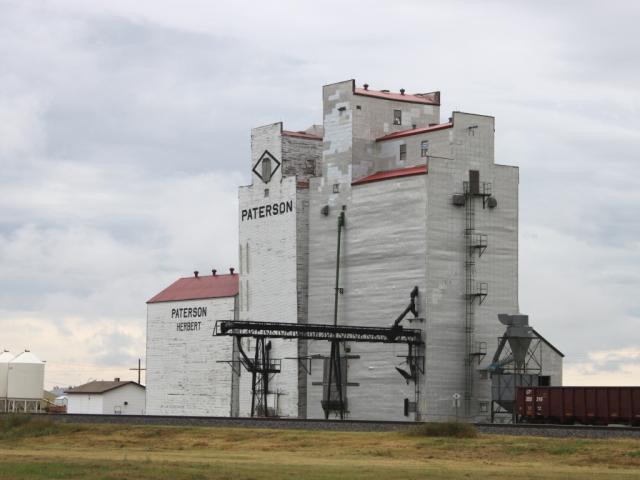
129,358 -> 146,385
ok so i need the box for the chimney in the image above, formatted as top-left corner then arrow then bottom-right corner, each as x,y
194,271 -> 199,278
400,88 -> 405,95
212,269 -> 217,276
229,267 -> 235,275
363,83 -> 369,90
114,377 -> 120,382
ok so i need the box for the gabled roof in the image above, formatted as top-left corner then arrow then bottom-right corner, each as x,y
65,380 -> 144,395
532,329 -> 565,358
354,87 -> 440,106
352,164 -> 427,186
282,130 -> 323,141
10,351 -> 43,364
376,122 -> 453,142
147,273 -> 239,304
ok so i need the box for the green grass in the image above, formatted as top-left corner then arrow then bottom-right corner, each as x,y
0,418 -> 639,479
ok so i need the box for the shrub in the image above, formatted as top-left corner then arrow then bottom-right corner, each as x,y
407,421 -> 478,439
0,414 -> 63,440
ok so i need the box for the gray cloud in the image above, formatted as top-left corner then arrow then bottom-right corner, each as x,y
0,0 -> 638,387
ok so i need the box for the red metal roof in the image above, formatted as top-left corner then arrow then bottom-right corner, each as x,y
354,88 -> 440,105
147,273 -> 239,303
282,130 -> 322,141
376,122 -> 453,142
352,164 -> 427,186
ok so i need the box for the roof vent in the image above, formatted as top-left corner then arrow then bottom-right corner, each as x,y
212,269 -> 217,276
229,267 -> 235,275
381,89 -> 390,93
194,271 -> 199,278
363,83 -> 369,90
400,88 -> 405,95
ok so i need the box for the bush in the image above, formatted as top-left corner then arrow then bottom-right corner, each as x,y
407,421 -> 478,439
0,414 -> 63,440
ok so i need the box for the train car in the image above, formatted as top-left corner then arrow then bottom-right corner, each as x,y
517,386 -> 640,426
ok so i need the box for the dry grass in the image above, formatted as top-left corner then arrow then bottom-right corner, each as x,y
0,416 -> 639,479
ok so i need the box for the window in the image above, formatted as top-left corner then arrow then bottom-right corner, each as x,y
421,140 -> 429,157
333,183 -> 340,193
264,188 -> 269,198
393,109 -> 402,125
479,401 -> 489,413
261,158 -> 272,182
538,376 -> 551,386
399,144 -> 406,161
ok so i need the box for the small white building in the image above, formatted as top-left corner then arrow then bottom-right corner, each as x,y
145,270 -> 239,416
65,380 -> 145,415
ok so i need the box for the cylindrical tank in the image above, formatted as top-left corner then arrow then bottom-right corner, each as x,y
0,351 -> 13,397
7,351 -> 45,400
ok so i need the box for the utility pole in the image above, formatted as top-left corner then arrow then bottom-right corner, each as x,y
129,358 -> 146,385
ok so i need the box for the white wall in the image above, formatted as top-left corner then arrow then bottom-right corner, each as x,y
238,125 -> 301,416
103,384 -> 146,415
67,393 -> 103,414
146,296 -> 236,416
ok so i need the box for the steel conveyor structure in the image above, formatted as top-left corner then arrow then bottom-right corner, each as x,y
215,320 -> 423,345
215,286 -> 424,419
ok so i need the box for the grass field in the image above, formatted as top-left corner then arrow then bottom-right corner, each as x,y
1,416 -> 639,479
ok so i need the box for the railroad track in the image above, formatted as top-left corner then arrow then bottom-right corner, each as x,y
5,413 -> 640,438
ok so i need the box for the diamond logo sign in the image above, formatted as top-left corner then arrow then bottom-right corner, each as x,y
252,150 -> 281,184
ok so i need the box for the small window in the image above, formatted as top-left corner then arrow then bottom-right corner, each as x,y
479,401 -> 489,413
538,375 -> 551,386
261,158 -> 272,182
264,188 -> 269,198
479,370 -> 488,380
333,183 -> 340,193
393,109 -> 402,125
399,144 -> 406,161
421,140 -> 429,157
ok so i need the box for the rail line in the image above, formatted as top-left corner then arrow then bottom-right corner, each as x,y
5,413 -> 640,437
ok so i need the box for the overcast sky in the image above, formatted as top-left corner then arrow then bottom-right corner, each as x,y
1,0 -> 638,389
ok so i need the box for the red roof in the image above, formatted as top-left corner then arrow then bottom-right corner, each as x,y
354,88 -> 440,105
352,164 -> 427,186
282,130 -> 322,141
147,273 -> 239,303
376,122 -> 453,142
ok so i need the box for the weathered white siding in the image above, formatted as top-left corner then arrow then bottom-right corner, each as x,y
102,384 -> 146,415
146,296 -> 236,416
237,121 -> 319,417
67,394 -> 103,414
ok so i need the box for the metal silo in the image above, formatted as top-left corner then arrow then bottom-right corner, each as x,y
0,351 -> 13,412
7,350 -> 45,412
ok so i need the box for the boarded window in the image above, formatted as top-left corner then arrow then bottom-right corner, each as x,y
399,144 -> 407,161
420,140 -> 429,157
261,158 -> 272,182
393,109 -> 402,125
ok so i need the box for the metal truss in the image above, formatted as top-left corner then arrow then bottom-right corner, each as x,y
215,320 -> 423,345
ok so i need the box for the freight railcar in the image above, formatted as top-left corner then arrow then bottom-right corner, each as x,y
517,386 -> 640,426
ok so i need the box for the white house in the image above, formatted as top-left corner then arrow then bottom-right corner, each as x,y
65,379 -> 145,415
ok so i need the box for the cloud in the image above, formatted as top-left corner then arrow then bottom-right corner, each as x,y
0,0 -> 638,388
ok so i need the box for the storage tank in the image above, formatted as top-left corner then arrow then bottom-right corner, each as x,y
8,350 -> 45,400
0,350 -> 13,398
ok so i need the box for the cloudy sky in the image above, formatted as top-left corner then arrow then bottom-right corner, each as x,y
1,0 -> 638,389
